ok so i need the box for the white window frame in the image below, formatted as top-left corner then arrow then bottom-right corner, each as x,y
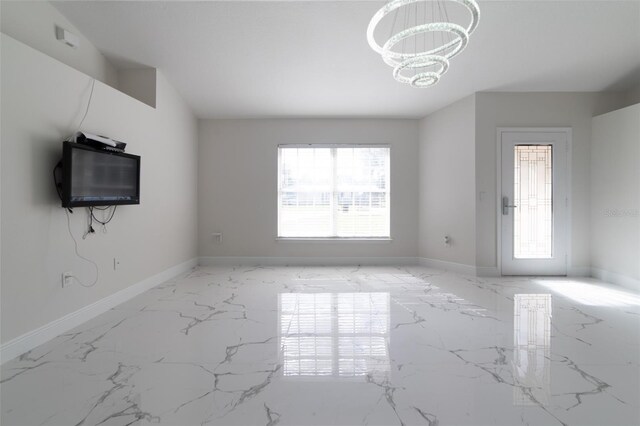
277,144 -> 391,241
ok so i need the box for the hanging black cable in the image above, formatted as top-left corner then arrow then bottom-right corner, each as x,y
89,205 -> 117,226
52,161 -> 73,213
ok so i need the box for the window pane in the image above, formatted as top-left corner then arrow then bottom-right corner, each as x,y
278,146 -> 390,238
513,145 -> 553,258
336,147 -> 390,237
279,148 -> 332,237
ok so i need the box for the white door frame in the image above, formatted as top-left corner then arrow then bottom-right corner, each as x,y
496,127 -> 573,276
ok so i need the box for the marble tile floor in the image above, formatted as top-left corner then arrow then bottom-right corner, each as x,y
1,265 -> 639,426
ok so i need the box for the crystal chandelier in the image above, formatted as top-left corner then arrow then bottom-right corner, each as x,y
367,0 -> 480,88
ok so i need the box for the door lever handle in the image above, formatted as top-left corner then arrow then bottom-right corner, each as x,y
502,196 -> 517,215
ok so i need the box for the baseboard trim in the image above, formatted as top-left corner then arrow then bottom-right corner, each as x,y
568,266 -> 591,277
591,267 -> 640,292
476,266 -> 500,277
418,257 -> 477,276
0,258 -> 198,365
198,256 -> 419,266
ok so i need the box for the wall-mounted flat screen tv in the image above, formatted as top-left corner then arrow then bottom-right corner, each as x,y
62,141 -> 140,207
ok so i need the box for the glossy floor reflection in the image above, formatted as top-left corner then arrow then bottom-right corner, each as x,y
512,294 -> 551,407
279,292 -> 390,378
1,265 -> 639,425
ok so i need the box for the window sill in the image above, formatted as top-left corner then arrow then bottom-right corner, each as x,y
276,237 -> 393,243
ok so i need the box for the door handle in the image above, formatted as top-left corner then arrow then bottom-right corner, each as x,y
502,196 -> 517,215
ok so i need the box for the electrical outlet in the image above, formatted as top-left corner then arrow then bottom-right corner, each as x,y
62,272 -> 73,288
113,258 -> 121,271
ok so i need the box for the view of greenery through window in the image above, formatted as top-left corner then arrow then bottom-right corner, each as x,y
278,146 -> 390,238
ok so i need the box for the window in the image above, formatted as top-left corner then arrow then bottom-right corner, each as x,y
278,145 -> 390,238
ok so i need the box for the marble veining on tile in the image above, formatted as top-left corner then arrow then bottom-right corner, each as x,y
1,265 -> 639,425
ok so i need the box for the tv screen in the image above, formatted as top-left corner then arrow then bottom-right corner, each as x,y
62,142 -> 140,207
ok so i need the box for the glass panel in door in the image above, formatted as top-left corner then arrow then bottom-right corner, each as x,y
513,145 -> 553,259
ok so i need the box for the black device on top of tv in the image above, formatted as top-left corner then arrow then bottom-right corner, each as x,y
61,141 -> 140,208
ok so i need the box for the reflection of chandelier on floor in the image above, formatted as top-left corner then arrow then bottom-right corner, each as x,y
367,0 -> 480,88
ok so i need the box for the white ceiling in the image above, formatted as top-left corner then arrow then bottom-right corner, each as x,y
52,1 -> 640,119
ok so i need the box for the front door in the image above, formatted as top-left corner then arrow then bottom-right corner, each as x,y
500,130 -> 569,275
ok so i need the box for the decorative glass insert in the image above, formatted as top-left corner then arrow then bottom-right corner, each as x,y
278,146 -> 390,238
279,292 -> 390,378
513,145 -> 553,258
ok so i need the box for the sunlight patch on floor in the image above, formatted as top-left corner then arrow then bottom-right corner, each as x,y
535,280 -> 640,307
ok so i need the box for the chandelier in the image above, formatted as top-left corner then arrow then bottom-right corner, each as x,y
367,0 -> 480,88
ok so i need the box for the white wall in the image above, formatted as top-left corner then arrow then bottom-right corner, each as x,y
626,83 -> 640,106
198,119 -> 419,260
0,0 -> 118,88
590,103 -> 640,287
0,34 -> 198,344
118,68 -> 157,108
418,95 -> 476,267
474,92 -> 627,274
